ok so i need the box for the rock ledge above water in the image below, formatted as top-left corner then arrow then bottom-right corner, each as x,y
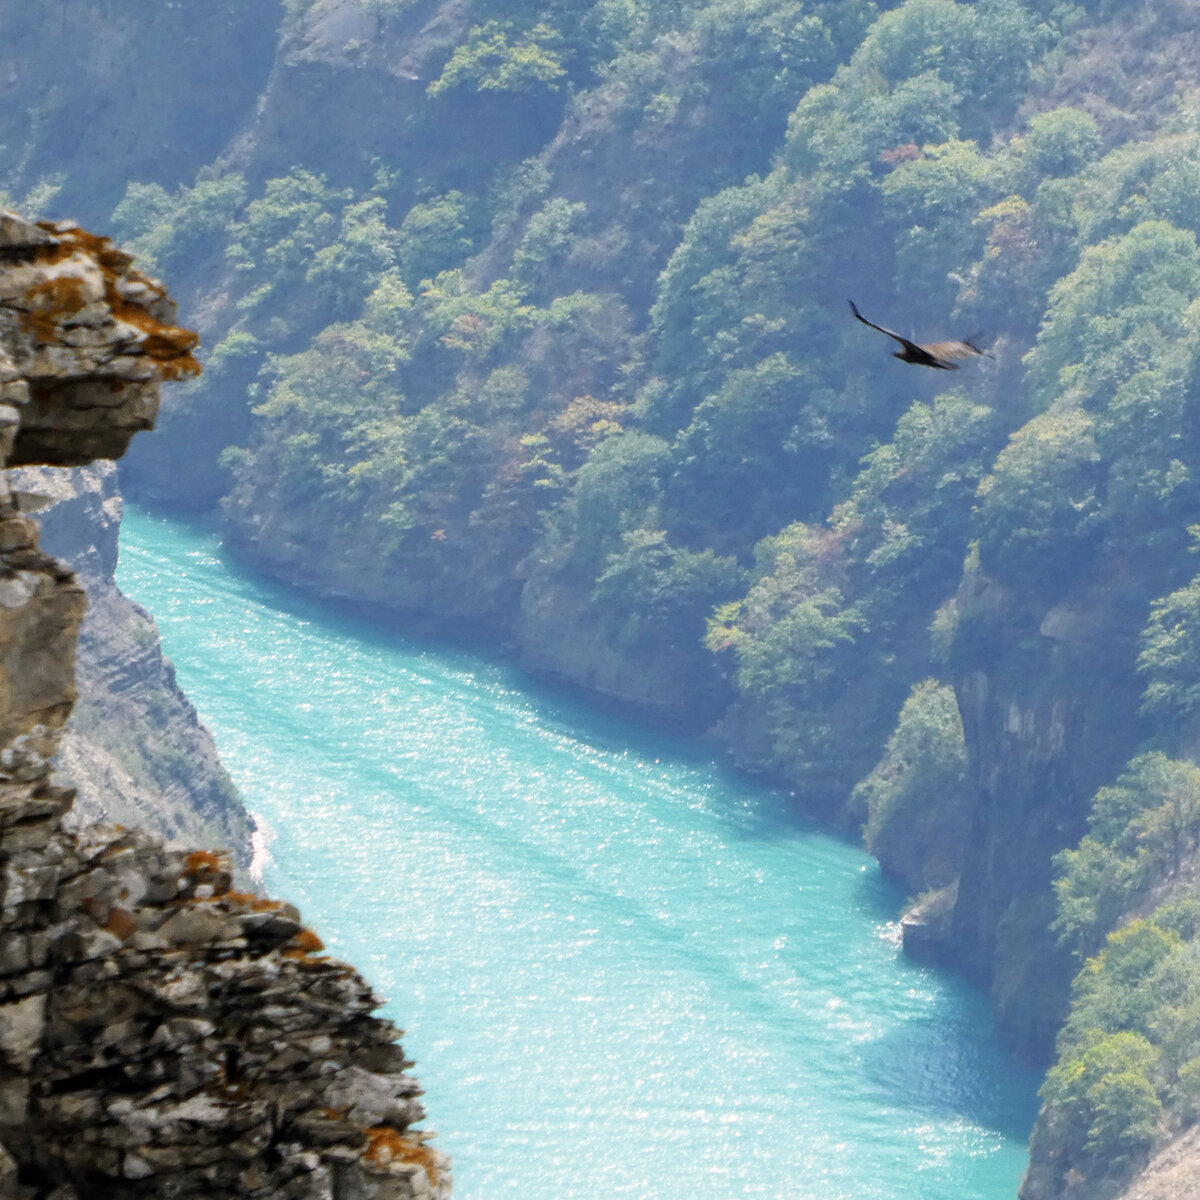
0,208 -> 450,1199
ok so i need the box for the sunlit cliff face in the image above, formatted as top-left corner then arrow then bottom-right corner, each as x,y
0,209 -> 449,1199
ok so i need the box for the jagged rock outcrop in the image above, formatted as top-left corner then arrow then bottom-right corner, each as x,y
0,209 -> 449,1198
9,462 -> 254,860
221,0 -> 477,191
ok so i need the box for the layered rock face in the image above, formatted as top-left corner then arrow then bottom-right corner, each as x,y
11,463 -> 254,861
0,210 -> 449,1198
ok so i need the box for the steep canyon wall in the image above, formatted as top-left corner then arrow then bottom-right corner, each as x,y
0,210 -> 449,1199
12,462 -> 255,859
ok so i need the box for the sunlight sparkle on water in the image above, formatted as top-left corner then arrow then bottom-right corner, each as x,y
116,506 -> 1039,1200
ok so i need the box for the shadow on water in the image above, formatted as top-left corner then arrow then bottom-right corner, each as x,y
849,867 -> 1042,1142
835,863 -> 1043,1142
858,1014 -> 1041,1143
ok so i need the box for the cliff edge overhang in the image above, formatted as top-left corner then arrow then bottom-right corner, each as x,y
0,208 -> 450,1199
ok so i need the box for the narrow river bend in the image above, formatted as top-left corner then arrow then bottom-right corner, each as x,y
115,506 -> 1039,1200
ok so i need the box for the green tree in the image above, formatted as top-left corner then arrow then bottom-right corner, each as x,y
664,353 -> 826,548
854,679 -> 970,888
111,173 -> 248,276
974,406 -> 1102,592
593,528 -> 745,651
1140,568 -> 1200,724
511,197 -> 588,285
226,169 -> 350,311
396,191 -> 482,287
880,138 -> 998,308
1025,220 -> 1200,411
305,196 -> 400,320
834,388 -> 1004,608
706,524 -> 871,793
645,172 -> 791,434
558,431 -> 671,564
1054,754 -> 1200,952
428,22 -> 567,96
1039,1030 -> 1162,1176
1021,107 -> 1101,179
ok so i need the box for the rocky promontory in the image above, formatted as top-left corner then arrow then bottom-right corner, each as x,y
0,209 -> 449,1198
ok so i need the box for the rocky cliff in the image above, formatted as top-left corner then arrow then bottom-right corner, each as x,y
1109,1126 -> 1200,1200
936,568 -> 1147,1059
0,209 -> 449,1198
9,462 -> 254,860
12,2 -> 1200,1195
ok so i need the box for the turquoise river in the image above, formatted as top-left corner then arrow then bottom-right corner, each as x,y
115,506 -> 1040,1200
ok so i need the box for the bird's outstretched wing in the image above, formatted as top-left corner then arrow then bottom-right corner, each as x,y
849,300 -> 994,369
848,299 -> 914,349
920,339 -> 990,363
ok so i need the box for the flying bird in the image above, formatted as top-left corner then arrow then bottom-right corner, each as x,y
848,300 -> 992,370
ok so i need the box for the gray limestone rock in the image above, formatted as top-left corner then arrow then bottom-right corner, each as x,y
8,461 -> 255,865
0,214 -> 451,1198
0,991 -> 44,1070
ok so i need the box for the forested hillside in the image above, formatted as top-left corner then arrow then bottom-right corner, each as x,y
9,0 -> 1200,1195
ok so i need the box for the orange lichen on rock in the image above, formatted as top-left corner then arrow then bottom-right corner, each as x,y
362,1127 -> 442,1186
26,221 -> 202,379
296,927 -> 325,952
184,849 -> 224,873
108,293 -> 201,362
35,223 -> 130,271
221,889 -> 285,913
30,233 -> 77,269
24,275 -> 91,343
182,849 -> 233,892
103,906 -> 139,941
285,928 -> 326,957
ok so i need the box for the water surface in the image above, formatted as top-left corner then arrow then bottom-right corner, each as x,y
116,506 -> 1038,1200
